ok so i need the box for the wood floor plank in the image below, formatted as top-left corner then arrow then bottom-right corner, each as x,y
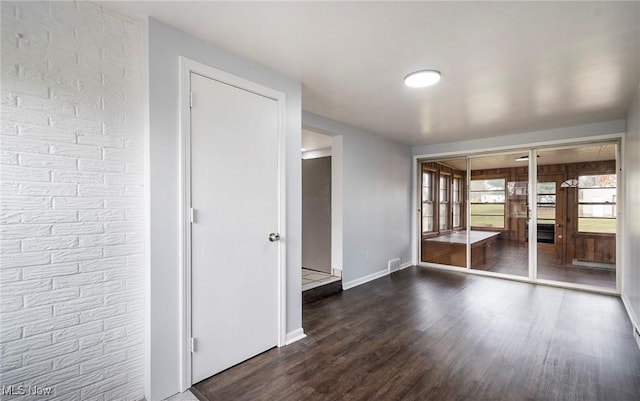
193,267 -> 640,400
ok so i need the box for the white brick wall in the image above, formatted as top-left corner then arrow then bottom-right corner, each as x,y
1,2 -> 144,400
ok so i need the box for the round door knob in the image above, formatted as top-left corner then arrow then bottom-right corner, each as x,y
268,233 -> 280,242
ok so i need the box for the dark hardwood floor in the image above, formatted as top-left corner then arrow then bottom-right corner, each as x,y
193,267 -> 640,401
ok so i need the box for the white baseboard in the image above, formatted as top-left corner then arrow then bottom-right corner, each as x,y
622,292 -> 640,351
397,262 -> 413,271
343,268 -> 389,290
284,328 -> 306,345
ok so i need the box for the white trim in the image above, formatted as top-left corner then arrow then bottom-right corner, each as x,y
529,148 -> 537,282
178,57 -> 287,389
535,278 -> 619,296
411,158 -> 419,266
413,132 -> 624,160
142,17 -> 152,400
330,136 -> 344,274
417,262 -> 620,296
398,261 -> 413,271
465,158 -> 470,270
302,147 -> 331,159
178,57 -> 192,392
616,140 -> 623,293
571,259 -> 615,270
285,328 -> 307,345
622,292 -> 640,351
343,268 -> 389,290
419,261 -> 530,283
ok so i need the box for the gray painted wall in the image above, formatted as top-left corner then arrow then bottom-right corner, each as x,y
623,86 -> 640,330
303,112 -> 413,284
302,157 -> 332,273
147,19 -> 302,401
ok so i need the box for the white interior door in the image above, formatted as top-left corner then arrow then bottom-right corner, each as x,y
190,72 -> 280,384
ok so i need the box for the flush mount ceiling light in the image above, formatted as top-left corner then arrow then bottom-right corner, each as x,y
404,70 -> 441,88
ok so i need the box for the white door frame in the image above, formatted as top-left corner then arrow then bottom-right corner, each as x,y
178,56 -> 287,390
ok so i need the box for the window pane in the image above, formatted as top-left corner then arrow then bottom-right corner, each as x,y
470,179 -> 505,191
422,172 -> 433,203
578,218 -> 615,233
537,206 -> 555,219
578,204 -> 616,219
470,179 -> 505,228
452,179 -> 460,202
422,187 -> 432,201
469,191 -> 506,203
439,204 -> 448,230
423,172 -> 432,187
536,181 -> 555,225
578,174 -> 616,189
440,176 -> 449,201
537,194 -> 555,204
453,204 -> 461,227
422,202 -> 433,217
577,174 -> 616,234
422,202 -> 434,233
537,206 -> 555,224
470,215 -> 504,228
422,217 -> 434,232
422,171 -> 435,234
579,188 -> 616,203
537,182 -> 555,194
508,181 -> 528,197
470,204 -> 505,216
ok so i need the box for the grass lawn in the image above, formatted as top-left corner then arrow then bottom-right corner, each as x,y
579,218 -> 616,233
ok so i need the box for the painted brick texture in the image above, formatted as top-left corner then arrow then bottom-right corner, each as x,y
1,2 -> 144,400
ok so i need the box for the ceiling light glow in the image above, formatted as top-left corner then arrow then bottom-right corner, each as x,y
404,70 -> 441,88
515,155 -> 540,162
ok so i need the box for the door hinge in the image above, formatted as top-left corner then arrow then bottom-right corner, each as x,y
189,92 -> 193,108
191,337 -> 196,353
190,208 -> 196,224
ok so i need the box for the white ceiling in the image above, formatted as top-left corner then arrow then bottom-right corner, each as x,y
100,1 -> 640,147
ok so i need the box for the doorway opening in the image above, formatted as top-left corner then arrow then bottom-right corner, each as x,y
301,130 -> 341,298
418,140 -> 619,292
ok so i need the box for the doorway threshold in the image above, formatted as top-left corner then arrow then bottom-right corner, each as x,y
302,268 -> 340,291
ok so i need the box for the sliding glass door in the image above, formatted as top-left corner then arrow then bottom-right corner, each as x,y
420,158 -> 468,268
468,151 -> 528,277
418,141 -> 619,292
535,144 -> 617,289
